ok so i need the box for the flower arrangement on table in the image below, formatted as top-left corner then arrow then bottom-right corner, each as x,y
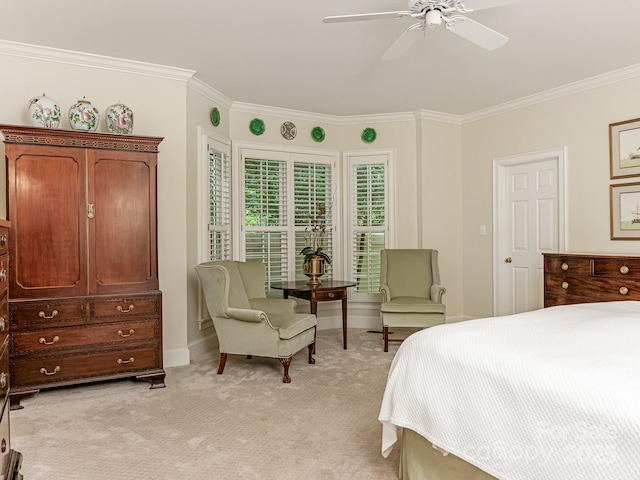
300,202 -> 332,265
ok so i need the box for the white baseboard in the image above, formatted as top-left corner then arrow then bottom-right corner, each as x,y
187,333 -> 218,361
163,347 -> 191,368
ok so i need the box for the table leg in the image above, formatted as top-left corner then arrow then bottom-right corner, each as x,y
342,297 -> 348,349
310,300 -> 317,315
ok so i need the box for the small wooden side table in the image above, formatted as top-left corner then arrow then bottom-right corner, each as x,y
271,280 -> 356,349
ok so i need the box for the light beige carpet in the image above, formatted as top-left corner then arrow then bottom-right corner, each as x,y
10,328 -> 401,479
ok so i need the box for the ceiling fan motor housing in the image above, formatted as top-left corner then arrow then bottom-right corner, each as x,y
425,9 -> 442,27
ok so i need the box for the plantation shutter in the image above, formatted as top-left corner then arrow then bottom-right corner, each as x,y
348,154 -> 388,298
244,157 -> 289,286
293,159 -> 334,280
208,143 -> 231,260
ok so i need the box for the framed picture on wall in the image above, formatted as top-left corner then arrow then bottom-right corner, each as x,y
610,182 -> 640,239
610,118 -> 640,178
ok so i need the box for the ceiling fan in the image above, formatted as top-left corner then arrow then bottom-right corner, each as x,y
323,0 -> 523,60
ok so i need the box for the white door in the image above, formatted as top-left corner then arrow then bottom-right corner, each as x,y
493,148 -> 566,316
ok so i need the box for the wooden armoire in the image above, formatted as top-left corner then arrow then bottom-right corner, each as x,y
0,125 -> 166,408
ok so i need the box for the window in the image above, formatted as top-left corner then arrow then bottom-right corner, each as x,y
201,132 -> 231,261
243,155 -> 289,284
236,145 -> 338,288
345,150 -> 394,302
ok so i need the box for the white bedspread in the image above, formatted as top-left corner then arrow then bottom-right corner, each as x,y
378,301 -> 640,480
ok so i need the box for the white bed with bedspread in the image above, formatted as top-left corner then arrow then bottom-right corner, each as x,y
378,301 -> 640,479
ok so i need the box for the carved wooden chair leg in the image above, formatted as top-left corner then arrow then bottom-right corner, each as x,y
279,357 -> 292,383
383,326 -> 389,352
308,343 -> 316,364
217,353 -> 228,374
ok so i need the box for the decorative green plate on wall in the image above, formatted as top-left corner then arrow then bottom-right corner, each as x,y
311,126 -> 325,142
361,127 -> 376,143
249,118 -> 265,136
210,107 -> 220,127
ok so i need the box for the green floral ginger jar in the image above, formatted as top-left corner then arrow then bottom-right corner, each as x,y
68,97 -> 99,131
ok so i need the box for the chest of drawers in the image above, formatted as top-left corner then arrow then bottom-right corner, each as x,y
9,293 -> 164,407
543,253 -> 640,307
0,220 -> 23,477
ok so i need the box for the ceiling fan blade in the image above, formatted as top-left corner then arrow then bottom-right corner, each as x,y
323,11 -> 412,23
446,16 -> 508,50
461,0 -> 524,12
381,24 -> 424,61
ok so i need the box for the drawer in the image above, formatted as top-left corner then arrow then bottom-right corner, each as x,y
0,225 -> 8,256
91,295 -> 160,319
544,255 -> 591,275
0,255 -> 7,300
592,257 -> 640,278
11,345 -> 161,387
11,319 -> 158,355
0,296 -> 8,349
0,397 -> 9,474
545,274 -> 640,301
10,299 -> 86,329
0,342 -> 8,402
312,289 -> 347,301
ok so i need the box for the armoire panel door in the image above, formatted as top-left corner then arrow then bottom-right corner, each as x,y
8,146 -> 88,299
88,150 -> 158,294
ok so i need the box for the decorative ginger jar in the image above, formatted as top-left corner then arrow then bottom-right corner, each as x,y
105,102 -> 134,135
68,98 -> 99,131
28,93 -> 61,128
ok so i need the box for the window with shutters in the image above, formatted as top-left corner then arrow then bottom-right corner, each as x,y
203,134 -> 231,261
345,150 -> 394,302
237,145 -> 337,289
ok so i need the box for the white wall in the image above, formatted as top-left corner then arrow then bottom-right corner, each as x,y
0,52 -> 191,367
15,41 -> 636,359
461,75 -> 640,318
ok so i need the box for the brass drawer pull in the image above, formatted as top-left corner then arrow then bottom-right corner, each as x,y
0,373 -> 6,389
117,357 -> 135,365
39,335 -> 60,345
0,269 -> 6,282
561,262 -> 569,271
0,317 -> 5,332
561,281 -> 569,289
619,286 -> 629,295
40,366 -> 61,376
327,293 -> 336,298
620,265 -> 630,274
0,234 -> 6,247
116,305 -> 135,313
117,329 -> 135,338
38,309 -> 59,319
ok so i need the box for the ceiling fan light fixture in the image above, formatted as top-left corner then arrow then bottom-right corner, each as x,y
425,9 -> 442,28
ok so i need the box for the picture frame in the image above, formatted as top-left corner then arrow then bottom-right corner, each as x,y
610,182 -> 640,239
610,117 -> 640,179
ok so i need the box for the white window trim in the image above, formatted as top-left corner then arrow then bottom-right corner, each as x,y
343,148 -> 395,303
197,126 -> 231,330
233,141 -> 340,279
197,126 -> 231,263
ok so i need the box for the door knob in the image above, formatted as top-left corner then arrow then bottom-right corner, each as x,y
505,257 -> 512,263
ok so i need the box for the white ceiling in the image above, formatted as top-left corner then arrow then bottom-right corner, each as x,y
3,0 -> 640,117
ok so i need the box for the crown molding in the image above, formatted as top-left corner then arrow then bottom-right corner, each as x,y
4,38 -> 640,126
187,77 -> 233,109
0,39 -> 195,81
231,101 -> 422,125
414,109 -> 461,125
462,63 -> 640,124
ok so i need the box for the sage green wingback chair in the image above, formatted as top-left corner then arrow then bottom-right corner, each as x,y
195,260 -> 317,383
379,249 -> 446,352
